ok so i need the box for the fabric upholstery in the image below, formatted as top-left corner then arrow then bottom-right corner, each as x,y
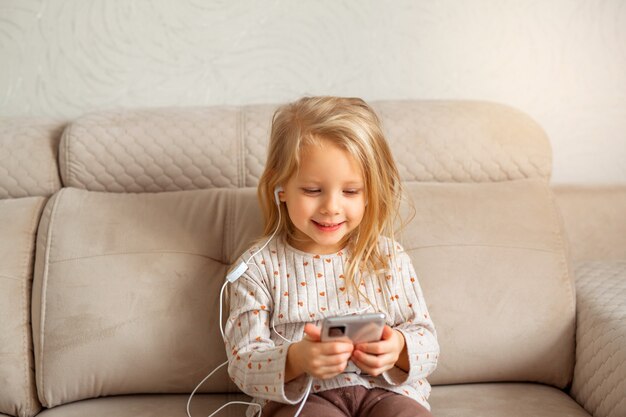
570,261 -> 626,417
553,186 -> 626,262
0,197 -> 46,417
31,187 -> 241,407
32,383 -> 592,417
35,394 -> 250,417
0,118 -> 64,199
2,100 -> 619,417
400,180 -> 575,387
30,177 -> 575,407
429,383 -> 590,417
227,180 -> 577,388
59,101 -> 551,192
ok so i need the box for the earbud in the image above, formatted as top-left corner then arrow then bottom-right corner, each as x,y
274,186 -> 283,206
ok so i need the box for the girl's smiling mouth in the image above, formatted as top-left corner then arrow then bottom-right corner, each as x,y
312,220 -> 345,232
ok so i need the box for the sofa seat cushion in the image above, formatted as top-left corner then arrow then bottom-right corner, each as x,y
33,384 -> 590,417
430,383 -> 590,416
35,394 -> 251,417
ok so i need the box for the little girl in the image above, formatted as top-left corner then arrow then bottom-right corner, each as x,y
225,96 -> 438,417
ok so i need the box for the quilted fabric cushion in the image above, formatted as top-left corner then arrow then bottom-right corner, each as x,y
373,101 -> 551,183
59,106 -> 275,192
570,261 -> 626,417
401,179 -> 575,387
0,197 -> 46,417
0,118 -> 64,199
31,187 -> 256,408
59,101 -> 551,192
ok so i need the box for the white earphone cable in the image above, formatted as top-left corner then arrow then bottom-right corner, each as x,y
245,205 -> 281,265
188,188 -> 312,417
187,281 -> 261,417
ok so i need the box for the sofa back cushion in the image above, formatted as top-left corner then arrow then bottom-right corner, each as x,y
59,101 -> 551,192
32,187 -> 260,407
31,177 -> 575,407
0,197 -> 45,417
29,99 -> 570,407
401,179 -> 575,387
553,186 -> 626,262
0,118 -> 64,199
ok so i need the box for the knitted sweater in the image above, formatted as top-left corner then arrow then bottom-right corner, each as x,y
224,236 -> 439,415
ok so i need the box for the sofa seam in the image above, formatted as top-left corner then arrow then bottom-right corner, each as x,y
223,189 -> 233,264
50,250 -> 223,264
21,198 -> 43,416
46,124 -> 54,196
405,243 -> 562,253
544,180 -> 577,387
37,188 -> 64,406
63,124 -> 72,188
50,122 -> 64,196
238,107 -> 246,187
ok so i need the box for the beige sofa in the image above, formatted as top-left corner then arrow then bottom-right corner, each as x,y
1,101 -> 624,417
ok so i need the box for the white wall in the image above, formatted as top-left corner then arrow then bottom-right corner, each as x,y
1,0 -> 625,184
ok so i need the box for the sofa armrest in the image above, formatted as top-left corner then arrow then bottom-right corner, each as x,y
570,261 -> 626,417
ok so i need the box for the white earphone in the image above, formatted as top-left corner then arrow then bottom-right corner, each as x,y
274,186 -> 283,205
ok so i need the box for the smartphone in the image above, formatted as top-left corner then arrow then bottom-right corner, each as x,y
321,312 -> 386,344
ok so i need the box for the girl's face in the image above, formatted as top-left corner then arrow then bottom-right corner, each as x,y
279,139 -> 366,255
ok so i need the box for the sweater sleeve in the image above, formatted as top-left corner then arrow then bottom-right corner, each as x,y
224,262 -> 311,404
382,248 -> 439,387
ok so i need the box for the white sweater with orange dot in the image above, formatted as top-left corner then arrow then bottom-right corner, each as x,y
224,236 -> 439,415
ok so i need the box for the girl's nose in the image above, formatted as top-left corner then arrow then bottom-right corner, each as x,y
321,192 -> 341,215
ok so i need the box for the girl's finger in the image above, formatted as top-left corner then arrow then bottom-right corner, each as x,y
319,341 -> 354,355
351,357 -> 379,376
310,351 -> 352,367
355,326 -> 402,354
303,323 -> 322,341
353,350 -> 395,369
352,357 -> 394,377
380,325 -> 395,340
314,352 -> 352,367
311,362 -> 350,378
355,339 -> 391,355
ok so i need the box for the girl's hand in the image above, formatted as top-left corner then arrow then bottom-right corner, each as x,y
350,325 -> 407,376
285,323 -> 354,381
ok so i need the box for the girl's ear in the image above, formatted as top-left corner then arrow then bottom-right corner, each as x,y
274,186 -> 284,205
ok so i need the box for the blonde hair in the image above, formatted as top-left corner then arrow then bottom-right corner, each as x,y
258,96 -> 408,297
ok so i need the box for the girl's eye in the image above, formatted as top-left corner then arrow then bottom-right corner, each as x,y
344,189 -> 360,195
302,188 -> 320,194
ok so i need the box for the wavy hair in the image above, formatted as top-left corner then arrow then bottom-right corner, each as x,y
257,96 -> 409,297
